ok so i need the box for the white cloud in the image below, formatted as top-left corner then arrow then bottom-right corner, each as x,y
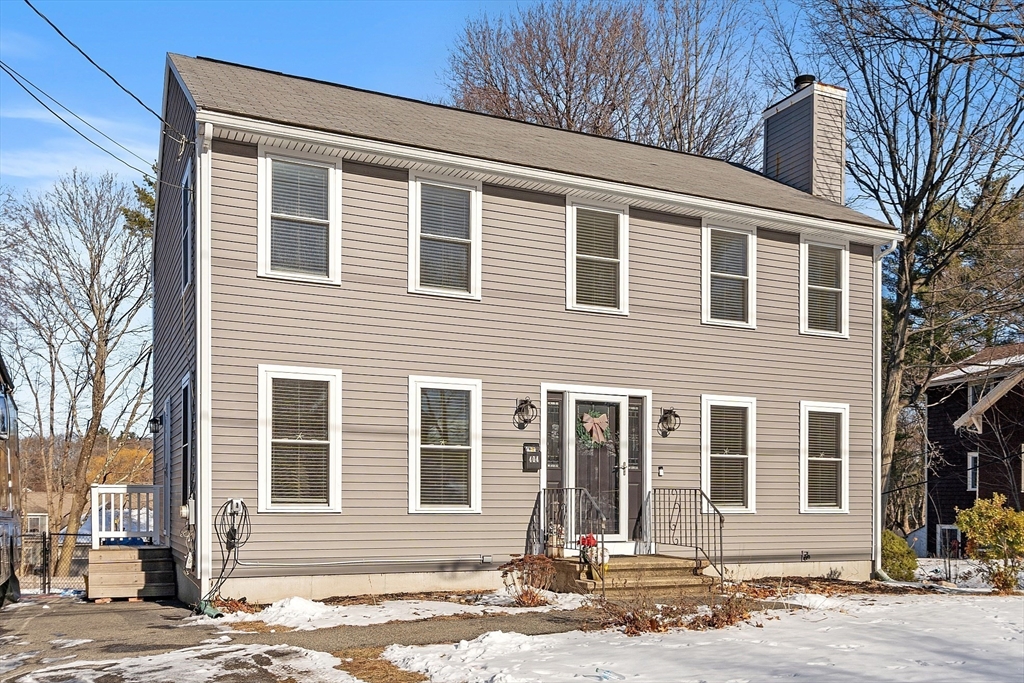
0,136 -> 153,190
0,30 -> 47,61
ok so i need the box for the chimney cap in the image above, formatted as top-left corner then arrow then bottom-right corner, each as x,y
794,74 -> 816,90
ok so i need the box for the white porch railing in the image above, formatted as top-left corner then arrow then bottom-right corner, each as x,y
90,484 -> 162,550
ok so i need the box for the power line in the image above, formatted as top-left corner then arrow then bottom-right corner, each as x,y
1,59 -> 151,167
23,0 -> 191,148
0,60 -> 153,180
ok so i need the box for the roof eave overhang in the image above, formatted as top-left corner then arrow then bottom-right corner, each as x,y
196,109 -> 901,246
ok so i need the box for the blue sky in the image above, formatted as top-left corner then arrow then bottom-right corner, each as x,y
0,0 -> 523,193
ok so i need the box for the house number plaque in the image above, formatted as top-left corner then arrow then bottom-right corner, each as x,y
522,443 -> 541,472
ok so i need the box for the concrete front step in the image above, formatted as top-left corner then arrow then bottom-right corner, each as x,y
553,554 -> 716,596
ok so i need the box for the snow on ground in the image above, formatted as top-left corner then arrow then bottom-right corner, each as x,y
48,638 -> 93,649
915,558 -> 1024,589
13,643 -> 361,683
188,590 -> 588,631
385,594 -> 1024,683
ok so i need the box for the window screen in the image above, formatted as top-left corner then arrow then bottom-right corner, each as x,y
270,378 -> 331,505
419,387 -> 472,506
270,160 -> 330,277
807,410 -> 842,507
419,183 -> 472,292
807,244 -> 843,332
967,452 -> 979,492
709,404 -> 748,507
709,229 -> 749,322
575,208 -> 620,308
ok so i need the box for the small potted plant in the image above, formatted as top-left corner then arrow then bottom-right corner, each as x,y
579,533 -> 598,566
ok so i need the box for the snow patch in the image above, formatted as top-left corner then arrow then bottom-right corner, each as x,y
13,643 -> 361,683
187,590 -> 588,632
385,595 -> 1024,683
915,558 -> 1024,590
49,638 -> 93,649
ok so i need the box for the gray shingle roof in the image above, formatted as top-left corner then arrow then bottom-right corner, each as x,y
169,54 -> 893,231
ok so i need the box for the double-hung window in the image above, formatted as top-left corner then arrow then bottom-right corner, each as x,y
967,452 -> 979,492
258,365 -> 343,512
567,202 -> 628,314
408,376 -> 482,513
409,175 -> 482,299
703,225 -> 755,326
800,402 -> 849,512
702,395 -> 756,512
258,150 -> 341,284
801,239 -> 848,336
181,159 -> 193,293
180,376 -> 193,506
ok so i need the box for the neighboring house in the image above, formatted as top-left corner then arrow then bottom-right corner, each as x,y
153,54 -> 899,604
925,343 -> 1024,556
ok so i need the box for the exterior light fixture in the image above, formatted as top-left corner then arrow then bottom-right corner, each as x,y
148,415 -> 163,434
513,397 -> 540,430
658,408 -> 681,437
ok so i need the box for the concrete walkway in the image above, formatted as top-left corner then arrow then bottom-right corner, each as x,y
0,595 -> 601,680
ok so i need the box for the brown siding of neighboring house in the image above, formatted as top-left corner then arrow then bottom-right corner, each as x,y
152,72 -> 197,572
205,140 -> 874,575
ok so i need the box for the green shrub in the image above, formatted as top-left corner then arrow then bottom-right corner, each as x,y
882,529 -> 918,581
956,494 -> 1024,594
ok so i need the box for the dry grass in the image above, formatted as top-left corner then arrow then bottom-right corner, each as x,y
686,595 -> 756,631
333,647 -> 427,683
734,575 -> 931,600
226,620 -> 293,633
212,597 -> 264,614
321,590 -> 493,607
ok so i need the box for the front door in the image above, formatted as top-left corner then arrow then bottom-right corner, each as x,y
569,394 -> 628,542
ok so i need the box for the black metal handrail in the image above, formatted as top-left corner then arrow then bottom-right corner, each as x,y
645,487 -> 725,590
542,487 -> 606,597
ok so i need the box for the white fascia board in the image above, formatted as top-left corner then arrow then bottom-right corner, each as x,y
930,356 -> 1024,385
953,369 -> 1024,433
195,110 -> 901,246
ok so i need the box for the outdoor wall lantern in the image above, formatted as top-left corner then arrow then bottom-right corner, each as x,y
658,408 -> 681,437
148,415 -> 163,434
513,397 -> 540,430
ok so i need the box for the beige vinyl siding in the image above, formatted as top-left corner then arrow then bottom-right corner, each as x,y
152,74 -> 197,566
207,142 -> 874,574
813,95 -> 846,204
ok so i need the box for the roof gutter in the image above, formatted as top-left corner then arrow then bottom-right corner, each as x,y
195,109 -> 902,246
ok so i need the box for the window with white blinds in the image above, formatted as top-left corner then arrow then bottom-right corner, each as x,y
568,203 -> 627,313
258,365 -> 342,512
258,152 -> 340,284
409,376 -> 482,513
802,240 -> 847,335
800,402 -> 848,513
706,228 -> 752,324
410,176 -> 481,299
967,452 -> 979,492
702,396 -> 756,512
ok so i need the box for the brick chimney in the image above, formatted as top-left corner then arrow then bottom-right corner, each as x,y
762,75 -> 847,204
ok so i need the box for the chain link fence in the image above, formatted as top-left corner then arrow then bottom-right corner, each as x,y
18,532 -> 92,594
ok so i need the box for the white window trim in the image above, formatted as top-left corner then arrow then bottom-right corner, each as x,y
565,199 -> 629,316
257,364 -> 343,513
256,145 -> 343,286
799,401 -> 850,514
967,451 -> 979,493
800,236 -> 850,338
407,172 -> 483,300
180,374 -> 192,506
701,222 -> 756,328
181,158 -> 193,295
701,394 -> 756,514
408,375 -> 483,514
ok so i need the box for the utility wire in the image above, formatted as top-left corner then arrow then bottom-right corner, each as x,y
0,60 -> 154,180
0,59 -> 151,167
23,0 -> 191,148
